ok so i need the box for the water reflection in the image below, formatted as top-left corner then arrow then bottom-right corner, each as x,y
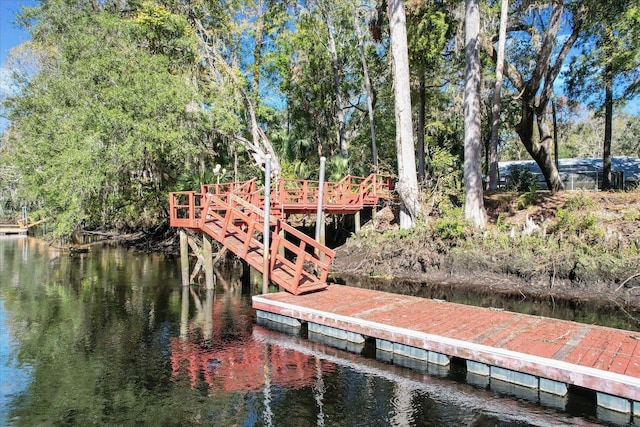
0,237 -> 627,426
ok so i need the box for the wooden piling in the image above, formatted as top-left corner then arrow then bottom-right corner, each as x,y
203,233 -> 215,290
179,229 -> 189,287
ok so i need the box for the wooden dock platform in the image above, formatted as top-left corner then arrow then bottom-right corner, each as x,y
0,226 -> 27,235
253,285 -> 640,416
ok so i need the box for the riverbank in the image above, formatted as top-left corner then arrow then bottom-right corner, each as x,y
329,190 -> 640,322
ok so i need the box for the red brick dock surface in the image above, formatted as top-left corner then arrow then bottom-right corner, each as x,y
252,285 -> 640,403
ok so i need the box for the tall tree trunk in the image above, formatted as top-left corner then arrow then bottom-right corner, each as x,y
387,0 -> 420,228
552,96 -> 559,171
355,14 -> 378,172
417,75 -> 426,183
464,0 -> 486,229
488,0 -> 508,191
323,9 -> 347,157
252,0 -> 265,103
481,2 -> 585,192
602,68 -> 613,190
515,104 -> 562,191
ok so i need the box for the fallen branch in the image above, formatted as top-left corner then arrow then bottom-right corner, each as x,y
614,272 -> 640,292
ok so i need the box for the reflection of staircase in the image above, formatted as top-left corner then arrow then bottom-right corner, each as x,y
169,174 -> 393,295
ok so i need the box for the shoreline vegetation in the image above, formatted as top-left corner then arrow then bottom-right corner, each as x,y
12,188 -> 638,324
328,190 -> 640,323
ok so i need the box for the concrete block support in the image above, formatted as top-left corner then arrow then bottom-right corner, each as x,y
393,342 -> 428,361
490,366 -> 538,389
491,378 -> 540,403
597,392 -> 632,414
256,310 -> 301,327
375,339 -> 449,366
427,351 -> 450,366
467,361 -> 490,376
376,339 -> 394,353
308,322 -> 365,344
308,331 -> 364,354
539,378 -> 568,396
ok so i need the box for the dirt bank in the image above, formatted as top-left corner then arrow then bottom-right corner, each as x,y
329,190 -> 640,318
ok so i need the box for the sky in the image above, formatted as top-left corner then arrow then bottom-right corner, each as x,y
0,1 -> 36,65
0,1 -> 36,130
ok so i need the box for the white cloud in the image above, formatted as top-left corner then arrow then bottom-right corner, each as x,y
0,67 -> 18,98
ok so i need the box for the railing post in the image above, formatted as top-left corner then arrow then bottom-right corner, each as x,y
263,154 -> 271,295
188,193 -> 195,226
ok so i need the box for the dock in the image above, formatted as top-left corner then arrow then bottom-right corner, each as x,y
0,226 -> 27,235
253,285 -> 640,416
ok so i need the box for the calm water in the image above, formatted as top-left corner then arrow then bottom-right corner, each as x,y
0,237 -> 631,426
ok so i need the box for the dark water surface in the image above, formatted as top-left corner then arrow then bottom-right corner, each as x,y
0,237 -> 631,426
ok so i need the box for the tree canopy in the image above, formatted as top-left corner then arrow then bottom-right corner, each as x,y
0,0 -> 638,238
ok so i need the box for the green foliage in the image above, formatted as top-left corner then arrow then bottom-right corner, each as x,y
432,206 -> 468,240
516,188 -> 538,210
554,208 -> 598,234
427,146 -> 463,211
623,208 -> 640,221
132,1 -> 197,69
506,165 -> 537,192
433,217 -> 468,240
565,192 -> 595,210
565,0 -> 640,110
2,2 -> 204,237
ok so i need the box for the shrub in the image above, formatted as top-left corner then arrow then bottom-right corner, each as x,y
433,217 -> 468,240
505,165 -> 537,192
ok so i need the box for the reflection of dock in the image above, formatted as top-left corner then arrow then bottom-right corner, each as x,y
253,285 -> 640,419
251,325 -> 592,427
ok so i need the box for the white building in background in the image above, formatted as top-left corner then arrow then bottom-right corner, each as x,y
498,156 -> 640,190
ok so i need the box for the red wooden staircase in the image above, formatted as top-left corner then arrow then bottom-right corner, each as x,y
169,174 -> 392,295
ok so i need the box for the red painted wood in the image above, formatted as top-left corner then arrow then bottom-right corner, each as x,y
253,286 -> 640,401
170,174 -> 391,294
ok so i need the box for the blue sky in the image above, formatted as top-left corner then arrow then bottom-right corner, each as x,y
0,1 -> 37,130
0,1 -> 36,65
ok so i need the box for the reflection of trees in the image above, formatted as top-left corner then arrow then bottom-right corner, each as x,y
1,242 -> 214,425
2,240 -> 450,426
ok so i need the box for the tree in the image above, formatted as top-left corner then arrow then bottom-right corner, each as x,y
464,0 -> 486,228
387,0 -> 421,228
181,0 -> 283,178
318,0 -> 349,157
565,1 -> 640,189
3,1 -> 203,236
406,1 -> 450,184
481,0 -> 588,191
488,0 -> 508,191
354,8 -> 378,171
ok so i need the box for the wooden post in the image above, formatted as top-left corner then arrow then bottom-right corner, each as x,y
278,229 -> 285,257
263,155 -> 271,295
315,157 -> 326,244
203,233 -> 215,290
354,211 -> 361,234
179,229 -> 189,287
